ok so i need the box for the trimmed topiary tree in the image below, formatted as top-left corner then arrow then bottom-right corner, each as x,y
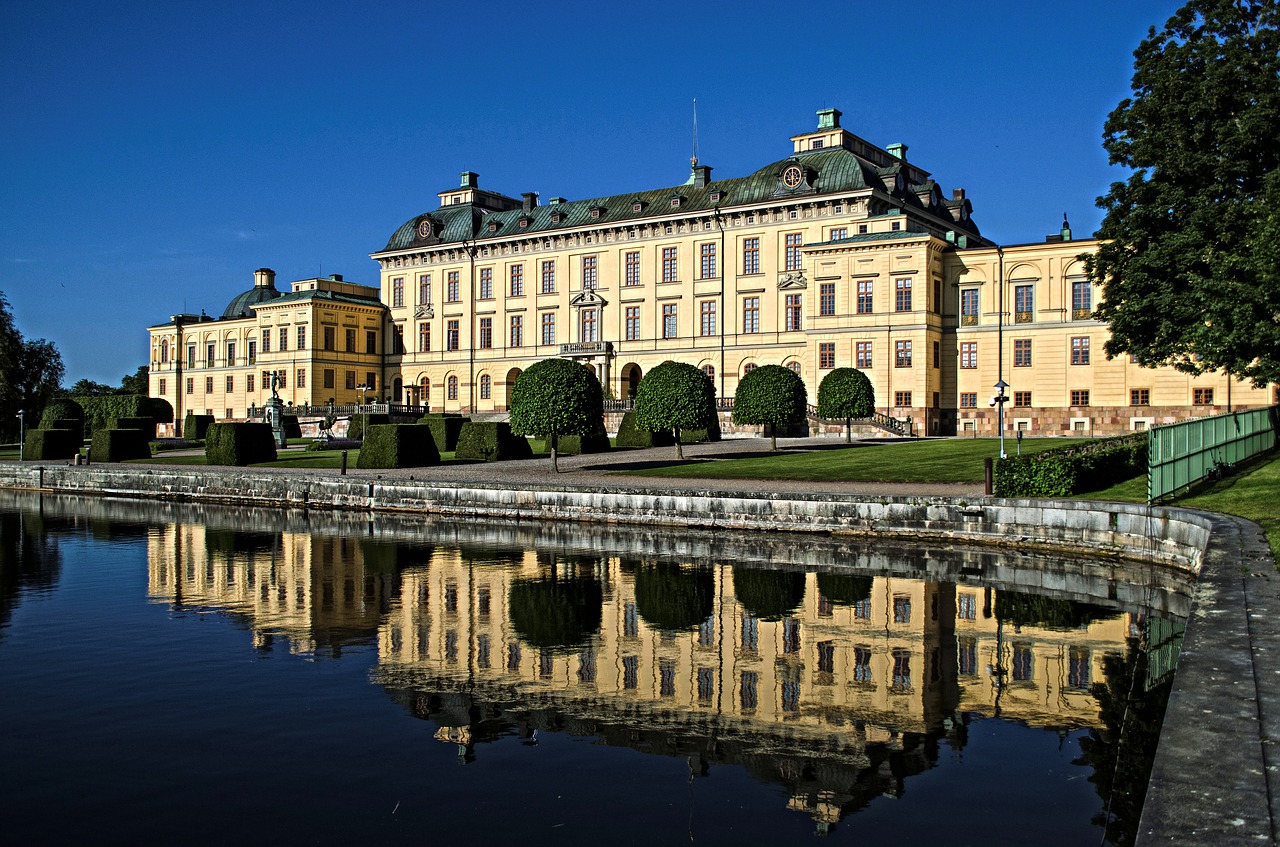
816,572 -> 874,607
114,416 -> 155,435
508,575 -> 604,650
417,414 -> 470,452
73,395 -> 170,438
634,562 -> 714,632
347,413 -> 390,442
21,428 -> 79,461
205,422 -> 277,466
454,421 -> 533,462
90,429 -> 152,462
183,413 -> 215,440
732,364 -> 807,450
40,398 -> 84,430
732,567 -> 805,621
634,360 -> 716,460
817,367 -> 875,443
615,411 -> 676,449
508,358 -> 605,472
550,433 -> 611,456
356,424 -> 440,469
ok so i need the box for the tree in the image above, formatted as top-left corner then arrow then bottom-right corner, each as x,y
1087,0 -> 1280,386
11,340 -> 65,432
508,357 -> 605,472
119,365 -> 149,395
731,364 -> 807,450
816,367 -> 875,443
633,360 -> 716,460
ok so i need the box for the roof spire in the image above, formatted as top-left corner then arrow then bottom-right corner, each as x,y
691,98 -> 698,167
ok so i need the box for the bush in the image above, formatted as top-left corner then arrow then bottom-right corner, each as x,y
615,411 -> 676,448
634,563 -> 714,631
73,395 -> 171,437
205,422 -> 277,466
418,414 -> 470,451
356,424 -> 441,469
183,414 -> 215,440
90,429 -> 152,462
552,433 -> 612,455
282,417 -> 302,439
21,428 -> 79,461
993,433 -> 1147,497
454,421 -> 533,462
47,418 -> 85,450
732,567 -> 805,620
40,399 -> 84,429
114,416 -> 155,434
732,364 -> 807,449
508,575 -> 603,649
634,361 -> 717,448
347,413 -> 390,442
678,414 -> 721,444
508,358 -> 605,450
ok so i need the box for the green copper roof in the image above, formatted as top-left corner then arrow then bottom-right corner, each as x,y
221,285 -> 283,319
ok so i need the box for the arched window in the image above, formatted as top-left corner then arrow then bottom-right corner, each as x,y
159,340 -> 169,363
447,375 -> 458,400
480,374 -> 491,400
743,363 -> 757,375
702,364 -> 715,379
787,361 -> 801,374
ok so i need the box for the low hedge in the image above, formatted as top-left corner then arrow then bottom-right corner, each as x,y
90,429 -> 152,462
48,418 -> 85,450
183,414 -> 215,440
347,413 -> 390,442
418,414 -> 470,451
454,421 -> 533,462
205,422 -> 277,466
22,428 -> 80,461
993,433 -> 1147,497
356,424 -> 440,469
615,411 -> 676,448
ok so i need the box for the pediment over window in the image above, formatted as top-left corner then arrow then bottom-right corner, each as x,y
777,271 -> 808,289
570,290 -> 607,307
414,304 -> 434,319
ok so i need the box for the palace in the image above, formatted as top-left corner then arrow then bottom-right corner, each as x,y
148,107 -> 1274,436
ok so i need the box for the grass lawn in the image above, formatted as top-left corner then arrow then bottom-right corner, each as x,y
1170,453 -> 1279,558
619,437 -> 1093,484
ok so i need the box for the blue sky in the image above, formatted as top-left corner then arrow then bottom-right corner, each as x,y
1,0 -> 1177,384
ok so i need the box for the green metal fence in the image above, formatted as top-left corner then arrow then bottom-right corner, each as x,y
1147,406 -> 1278,502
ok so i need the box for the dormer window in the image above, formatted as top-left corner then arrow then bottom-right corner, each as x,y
709,190 -> 723,203
551,211 -> 564,224
590,208 -> 601,219
812,139 -> 824,149
487,221 -> 500,233
670,195 -> 684,208
631,200 -> 645,213
518,215 -> 532,229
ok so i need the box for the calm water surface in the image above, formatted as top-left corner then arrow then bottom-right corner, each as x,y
0,492 -> 1188,846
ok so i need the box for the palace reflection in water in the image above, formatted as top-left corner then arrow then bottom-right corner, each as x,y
133,499 -> 1187,835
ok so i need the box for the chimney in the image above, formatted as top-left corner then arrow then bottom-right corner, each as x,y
549,197 -> 566,205
691,164 -> 713,188
329,273 -> 344,282
1060,213 -> 1072,242
253,268 -> 276,289
460,171 -> 479,188
953,188 -> 966,201
522,192 -> 539,212
816,108 -> 842,130
886,143 -> 908,161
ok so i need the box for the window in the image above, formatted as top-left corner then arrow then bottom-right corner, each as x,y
509,264 -> 524,297
478,317 -> 492,349
1071,389 -> 1090,406
820,282 -> 835,316
345,328 -> 356,352
740,671 -> 758,711
699,243 -> 716,279
322,369 -> 334,389
206,343 -> 216,367
624,251 -> 640,286
829,227 -> 847,240
480,374 -> 491,400
893,595 -> 912,624
699,300 -> 716,336
278,371 -> 287,389
366,330 -> 377,355
857,280 -> 873,313
742,297 -> 759,333
1071,336 -> 1091,365
392,277 -> 404,307
787,361 -> 801,376
478,268 -> 492,299
1014,338 -> 1032,367
895,339 -> 912,368
447,319 -> 459,351
510,315 -> 524,347
702,364 -> 715,380
540,261 -> 555,293
277,327 -> 287,351
418,274 -> 431,305
895,278 -> 912,311
960,341 -> 977,369
856,341 -> 872,369
541,312 -> 555,346
742,237 -> 759,274
895,390 -> 912,407
958,593 -> 977,620
662,303 -> 678,339
742,362 -> 757,376
662,247 -> 678,282
158,378 -> 166,394
340,370 -> 353,390
581,255 -> 597,290
1012,645 -> 1033,682
960,288 -> 979,325
933,341 -> 940,369
819,342 -> 835,369
205,376 -> 213,393
784,294 -> 802,331
447,271 -> 460,302
624,306 -> 640,341
418,322 -> 430,352
960,392 -> 977,408
784,233 -> 802,271
322,326 -> 335,351
296,326 -> 306,350
579,309 -> 595,343
1069,648 -> 1091,689
1014,391 -> 1032,407
1131,388 -> 1150,406
225,375 -> 234,392
447,375 -> 458,400
159,340 -> 169,364
1194,387 -> 1214,405
1072,280 -> 1092,319
186,377 -> 193,394
1014,284 -> 1034,321
296,369 -> 305,389
225,341 -> 235,364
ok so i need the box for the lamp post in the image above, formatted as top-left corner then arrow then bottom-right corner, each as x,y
356,383 -> 371,408
992,380 -> 1009,459
16,409 -> 24,460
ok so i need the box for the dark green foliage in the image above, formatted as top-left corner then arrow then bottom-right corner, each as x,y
815,572 -> 874,607
282,417 -> 302,439
183,414 -> 214,440
634,562 -> 714,632
994,434 -> 1147,497
634,361 -> 717,443
73,395 -> 172,437
732,364 -> 807,449
90,429 -> 152,462
615,410 -> 676,448
204,422 -> 277,466
508,575 -> 604,649
417,414 -> 470,451
454,421 -> 533,462
1087,1 -> 1280,386
356,424 -> 440,469
678,414 -> 721,444
21,428 -> 79,461
732,567 -> 805,621
47,419 -> 85,451
40,399 -> 84,428
347,413 -> 390,442
508,358 -> 604,446
551,433 -> 611,455
817,368 -> 875,426
994,590 -> 1113,630
114,417 -> 154,434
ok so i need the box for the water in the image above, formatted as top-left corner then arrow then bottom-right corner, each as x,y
0,492 -> 1188,846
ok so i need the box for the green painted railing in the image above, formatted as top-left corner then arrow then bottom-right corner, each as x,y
1147,406 -> 1278,502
